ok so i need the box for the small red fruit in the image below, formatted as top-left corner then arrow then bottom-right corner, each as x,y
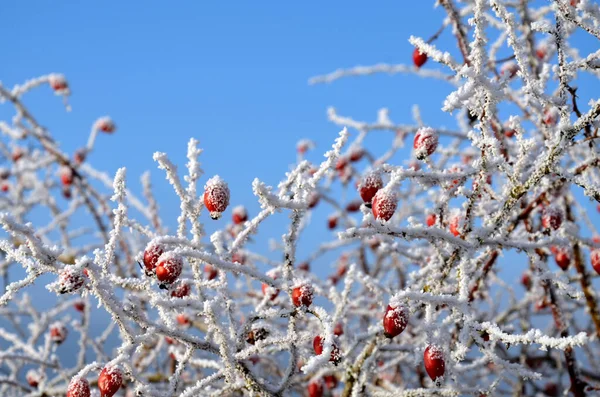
335,157 -> 349,171
521,273 -> 532,290
95,117 -> 116,134
372,189 -> 397,222
358,171 -> 383,203
413,48 -> 428,68
349,148 -> 364,162
60,166 -> 74,186
177,313 -> 191,326
205,264 -> 218,280
313,335 -> 341,364
298,262 -> 310,272
307,379 -> 324,397
26,370 -> 40,388
426,213 -> 436,227
50,322 -> 68,344
74,301 -> 85,312
333,322 -> 344,336
232,205 -> 248,225
1,183 -> 8,192
143,243 -> 164,275
383,304 -> 409,338
449,215 -> 461,237
74,149 -> 87,164
291,284 -> 314,308
543,383 -> 558,396
324,374 -> 338,389
500,61 -> 518,78
155,253 -> 184,285
424,345 -> 445,381
327,215 -> 338,230
66,377 -> 90,397
536,45 -> 547,60
308,192 -> 320,209
49,74 -> 68,92
58,267 -> 85,294
98,366 -> 122,397
346,199 -> 362,213
413,127 -> 439,160
543,107 -> 559,126
170,281 -> 190,298
261,283 -> 280,301
12,147 -> 24,162
203,176 -> 230,220
541,206 -> 563,230
297,139 -> 313,154
591,249 -> 600,275
553,247 -> 570,271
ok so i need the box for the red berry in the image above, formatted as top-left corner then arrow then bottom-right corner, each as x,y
521,273 -> 532,290
424,345 -> 445,381
232,252 -> 246,265
205,264 -> 218,280
297,140 -> 313,154
372,189 -> 397,222
500,61 -> 518,78
504,128 -> 515,138
63,186 -> 72,199
308,192 -> 320,209
554,247 -> 570,270
413,48 -> 428,68
203,176 -> 230,220
592,249 -> 600,275
570,0 -> 579,5
58,267 -> 85,294
426,213 -> 436,227
324,374 -> 338,389
12,148 -> 24,162
98,366 -> 122,397
413,127 -> 439,160
261,283 -> 280,301
543,108 -> 559,126
50,322 -> 68,344
155,253 -> 184,285
383,304 -> 408,338
298,262 -> 310,272
177,313 -> 191,326
170,281 -> 190,298
95,117 -> 116,134
536,46 -> 547,60
345,199 -> 362,213
1,183 -> 8,192
232,205 -> 248,225
143,243 -> 164,275
449,215 -> 461,237
313,335 -> 341,364
541,206 -> 563,230
292,284 -> 313,307
165,336 -> 175,345
335,157 -> 349,171
66,377 -> 90,397
74,149 -> 87,164
327,215 -> 338,230
26,370 -> 40,388
307,379 -> 324,397
49,74 -> 68,91
358,172 -> 383,203
349,148 -> 365,162
543,383 -> 558,396
60,166 -> 74,186
74,301 -> 85,312
333,322 -> 344,336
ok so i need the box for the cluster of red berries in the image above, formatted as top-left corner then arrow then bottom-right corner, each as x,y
142,243 -> 184,288
66,365 -> 122,397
